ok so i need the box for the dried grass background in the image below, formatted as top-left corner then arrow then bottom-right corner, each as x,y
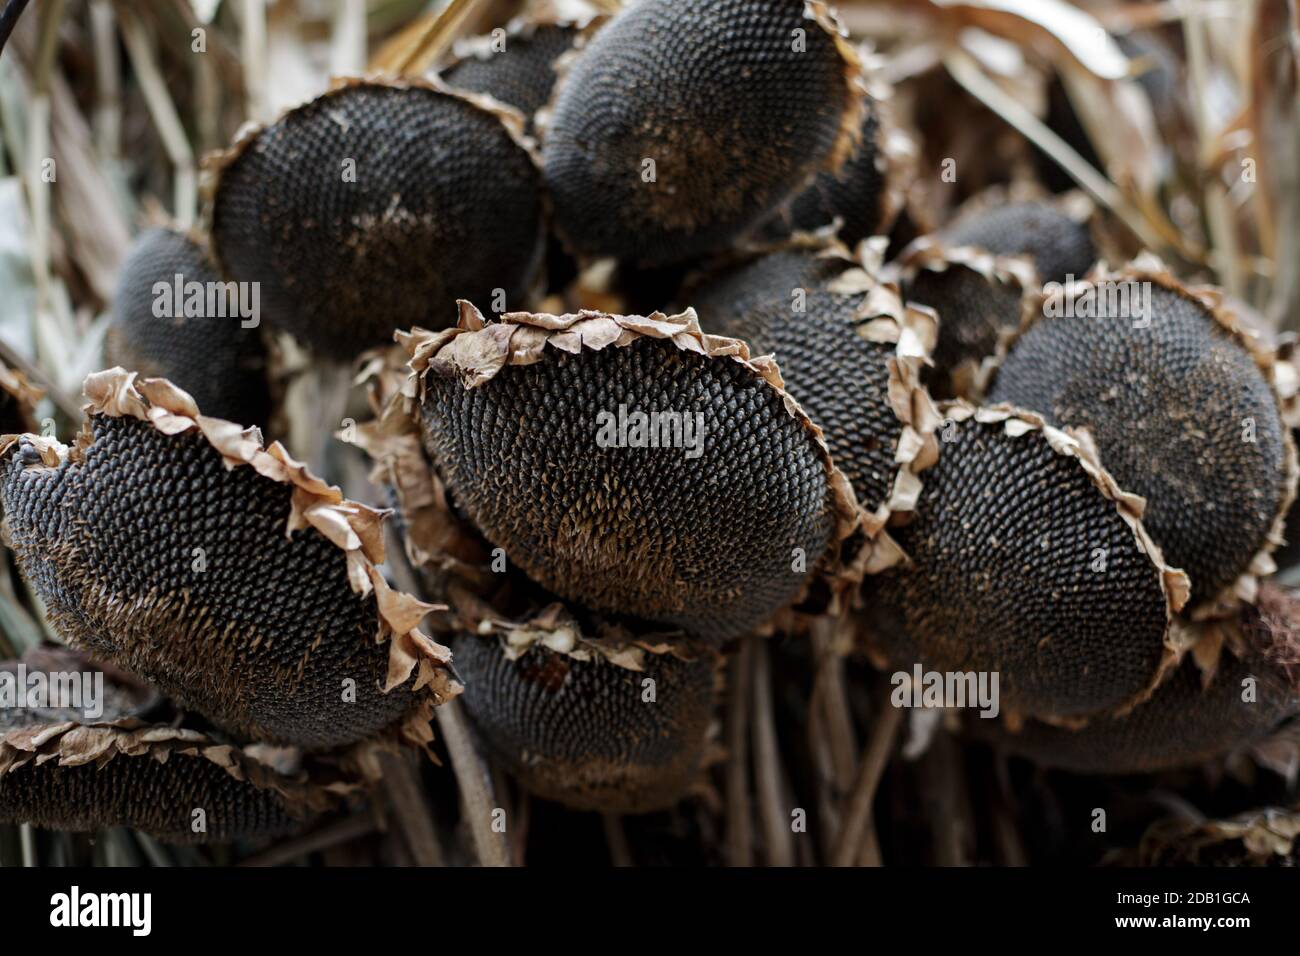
0,0 -> 1298,866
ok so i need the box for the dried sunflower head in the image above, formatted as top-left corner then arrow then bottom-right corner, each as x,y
941,192 -> 1099,287
441,9 -> 599,133
0,648 -> 343,843
542,0 -> 868,265
897,238 -> 1036,400
866,404 -> 1189,722
0,370 -> 458,751
107,226 -> 271,428
209,77 -> 545,359
404,302 -> 858,643
975,585 -> 1300,774
758,98 -> 914,249
689,243 -> 937,521
449,593 -> 719,814
897,192 -> 1099,399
